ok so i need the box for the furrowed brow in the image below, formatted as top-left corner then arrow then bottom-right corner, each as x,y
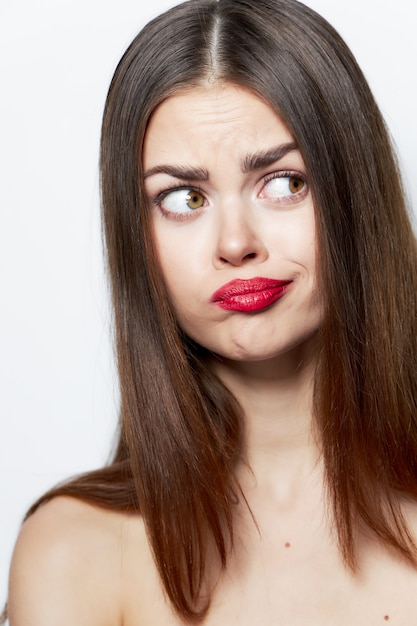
143,164 -> 209,181
241,142 -> 298,173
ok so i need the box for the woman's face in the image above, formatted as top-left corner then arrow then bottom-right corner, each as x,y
143,83 -> 322,364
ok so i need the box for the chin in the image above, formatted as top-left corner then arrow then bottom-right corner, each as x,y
216,331 -> 321,365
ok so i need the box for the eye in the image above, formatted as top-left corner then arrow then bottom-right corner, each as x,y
158,187 -> 206,215
261,174 -> 306,201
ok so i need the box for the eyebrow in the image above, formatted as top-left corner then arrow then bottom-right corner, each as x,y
143,142 -> 299,181
241,142 -> 298,173
143,164 -> 209,181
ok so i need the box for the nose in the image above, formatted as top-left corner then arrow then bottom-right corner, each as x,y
212,201 -> 268,268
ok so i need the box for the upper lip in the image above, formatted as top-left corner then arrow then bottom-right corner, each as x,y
211,277 -> 292,302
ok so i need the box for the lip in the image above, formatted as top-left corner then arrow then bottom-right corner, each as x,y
211,277 -> 292,312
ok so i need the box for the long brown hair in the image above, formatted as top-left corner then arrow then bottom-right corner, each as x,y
23,0 -> 417,620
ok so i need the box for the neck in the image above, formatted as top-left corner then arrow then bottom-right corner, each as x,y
210,338 -> 321,500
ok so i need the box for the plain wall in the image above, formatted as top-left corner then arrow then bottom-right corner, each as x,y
1,0 -> 416,603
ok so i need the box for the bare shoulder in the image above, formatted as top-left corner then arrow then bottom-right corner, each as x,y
8,496 -> 148,626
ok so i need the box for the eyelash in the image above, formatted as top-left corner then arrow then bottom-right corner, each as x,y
261,170 -> 308,201
263,170 -> 305,186
151,170 -> 308,219
151,184 -> 207,221
152,184 -> 203,207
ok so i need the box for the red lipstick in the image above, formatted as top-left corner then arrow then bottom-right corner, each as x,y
211,277 -> 292,312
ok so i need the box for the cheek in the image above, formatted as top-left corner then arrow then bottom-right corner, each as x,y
291,208 -> 316,249
153,232 -> 197,307
268,210 -> 316,271
153,218 -> 210,284
293,208 -> 316,265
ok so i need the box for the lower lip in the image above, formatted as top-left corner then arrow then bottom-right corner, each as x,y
215,284 -> 291,312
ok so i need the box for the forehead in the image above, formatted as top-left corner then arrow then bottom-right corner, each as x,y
143,83 -> 294,165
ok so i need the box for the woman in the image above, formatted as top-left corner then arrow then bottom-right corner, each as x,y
6,0 -> 417,623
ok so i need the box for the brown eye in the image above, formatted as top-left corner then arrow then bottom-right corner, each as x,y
262,173 -> 307,202
187,190 -> 205,210
289,177 -> 304,193
158,187 -> 207,217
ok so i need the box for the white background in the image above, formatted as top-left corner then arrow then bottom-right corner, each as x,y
1,0 -> 416,603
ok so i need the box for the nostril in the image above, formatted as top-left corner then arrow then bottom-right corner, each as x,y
219,251 -> 257,264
